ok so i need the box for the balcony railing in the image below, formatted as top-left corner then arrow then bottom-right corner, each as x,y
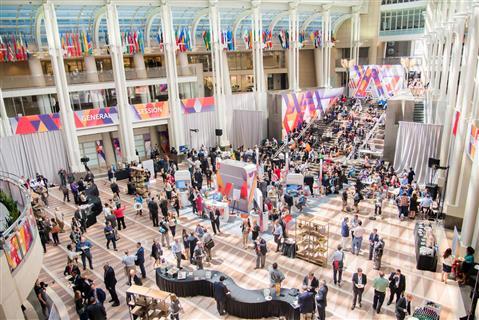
0,171 -> 30,237
0,74 -> 56,90
335,57 -> 369,68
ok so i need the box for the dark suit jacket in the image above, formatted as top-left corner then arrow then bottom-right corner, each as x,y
302,276 -> 319,291
298,291 -> 315,314
104,266 -> 117,288
388,273 -> 406,292
213,281 -> 228,302
395,296 -> 411,319
86,302 -> 106,320
352,273 -> 367,292
316,285 -> 328,308
136,247 -> 145,264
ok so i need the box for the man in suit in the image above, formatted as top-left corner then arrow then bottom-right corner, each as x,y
316,280 -> 328,320
213,276 -> 230,315
135,242 -> 146,279
298,286 -> 315,320
148,197 -> 159,227
369,228 -> 379,260
86,296 -> 107,320
351,268 -> 367,309
103,263 -> 120,307
86,282 -> 106,306
395,293 -> 412,320
302,272 -> 319,293
387,269 -> 406,305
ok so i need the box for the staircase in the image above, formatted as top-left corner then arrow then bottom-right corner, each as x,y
413,102 -> 425,123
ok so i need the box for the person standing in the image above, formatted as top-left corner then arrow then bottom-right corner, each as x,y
122,251 -> 136,285
209,209 -> 218,235
351,220 -> 365,255
373,237 -> 385,270
340,217 -> 350,251
269,262 -> 285,296
302,272 -> 319,293
272,220 -> 283,252
85,296 -> 107,320
202,229 -> 214,262
298,285 -> 315,320
213,276 -> 230,316
398,193 -> 410,220
172,238 -> 183,269
374,190 -> 383,216
331,245 -> 345,287
387,269 -> 406,305
103,263 -> 120,307
135,242 -> 146,279
342,189 -> 348,212
103,222 -> 117,251
187,232 -> 198,264
254,235 -> 267,269
148,197 -> 159,227
373,271 -> 389,314
76,237 -> 93,270
50,218 -> 60,245
169,294 -> 183,320
316,280 -> 328,320
241,218 -> 251,249
113,205 -> 126,230
34,280 -> 50,318
442,248 -> 453,284
251,219 -> 260,242
407,167 -> 415,185
151,239 -> 163,266
368,228 -> 379,260
193,242 -> 205,270
110,181 -> 120,198
351,268 -> 367,310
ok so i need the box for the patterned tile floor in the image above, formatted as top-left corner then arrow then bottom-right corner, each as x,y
36,178 -> 465,319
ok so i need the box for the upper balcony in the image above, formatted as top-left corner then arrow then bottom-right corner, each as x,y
0,171 -> 43,319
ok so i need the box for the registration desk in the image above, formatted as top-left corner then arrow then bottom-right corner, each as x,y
156,268 -> 300,319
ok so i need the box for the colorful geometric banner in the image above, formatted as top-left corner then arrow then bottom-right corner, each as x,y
74,107 -> 118,128
467,122 -> 479,161
181,96 -> 215,114
9,113 -> 61,135
130,101 -> 169,121
349,65 -> 404,99
281,87 -> 344,137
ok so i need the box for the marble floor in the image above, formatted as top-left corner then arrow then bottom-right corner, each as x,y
37,178 -> 465,319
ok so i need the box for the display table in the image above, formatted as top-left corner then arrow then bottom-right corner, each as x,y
156,269 -> 300,320
115,169 -> 130,181
414,222 -> 438,272
204,199 -> 230,222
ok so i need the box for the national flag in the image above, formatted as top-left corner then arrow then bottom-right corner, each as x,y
138,31 -> 144,53
452,110 -> 460,136
96,141 -> 106,161
0,35 -> 5,61
86,32 -> 93,55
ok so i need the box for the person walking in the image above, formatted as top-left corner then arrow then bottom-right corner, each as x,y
34,280 -> 50,318
368,228 -> 379,260
193,241 -> 205,270
341,217 -> 350,251
113,205 -> 126,230
103,222 -> 117,251
351,268 -> 367,310
387,269 -> 406,305
209,209 -> 218,235
395,293 -> 412,320
159,218 -> 171,248
172,238 -> 183,269
103,263 -> 120,307
151,239 -> 163,266
202,229 -> 214,262
213,276 -> 230,316
241,218 -> 251,249
76,237 -> 93,270
50,218 -> 61,245
168,213 -> 177,238
316,280 -> 328,320
272,220 -> 283,252
169,294 -> 183,320
135,242 -> 146,279
373,271 -> 389,314
187,232 -> 198,264
298,285 -> 315,320
134,193 -> 144,216
331,245 -> 345,287
251,219 -> 260,242
254,235 -> 267,269
351,220 -> 365,255
442,248 -> 453,284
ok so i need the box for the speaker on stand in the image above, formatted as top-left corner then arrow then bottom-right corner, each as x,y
215,129 -> 223,148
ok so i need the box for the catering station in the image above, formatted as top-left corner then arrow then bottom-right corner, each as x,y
156,268 -> 300,320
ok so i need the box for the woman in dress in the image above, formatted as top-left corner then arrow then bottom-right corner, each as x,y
442,248 -> 453,284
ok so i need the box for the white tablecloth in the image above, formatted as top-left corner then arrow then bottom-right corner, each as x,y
204,199 -> 230,222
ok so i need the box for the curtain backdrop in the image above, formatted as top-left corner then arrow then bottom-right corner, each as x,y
393,121 -> 442,185
231,110 -> 264,148
183,111 -> 218,149
0,131 -> 69,184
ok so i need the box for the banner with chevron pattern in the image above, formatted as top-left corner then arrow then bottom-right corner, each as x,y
181,96 -> 215,114
349,65 -> 404,99
281,87 -> 344,138
9,113 -> 61,135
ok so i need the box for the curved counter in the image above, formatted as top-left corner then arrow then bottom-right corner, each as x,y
156,268 -> 300,320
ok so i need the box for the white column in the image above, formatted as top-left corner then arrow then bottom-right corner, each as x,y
0,89 -> 12,136
288,2 -> 299,91
106,3 -> 136,163
435,24 -> 453,125
84,56 -> 104,108
209,0 -> 228,146
446,1 -> 479,206
314,48 -> 323,87
351,8 -> 360,64
28,56 -> 52,114
322,8 -> 331,88
252,1 -> 265,109
177,52 -> 191,76
43,3 -> 83,172
438,15 -> 466,174
160,0 -> 185,149
133,53 -> 150,103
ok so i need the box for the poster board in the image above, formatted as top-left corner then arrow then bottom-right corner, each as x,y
142,159 -> 155,182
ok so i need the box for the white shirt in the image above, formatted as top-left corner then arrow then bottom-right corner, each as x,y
352,226 -> 365,238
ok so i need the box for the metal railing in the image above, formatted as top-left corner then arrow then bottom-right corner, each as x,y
0,171 -> 31,237
346,112 -> 386,161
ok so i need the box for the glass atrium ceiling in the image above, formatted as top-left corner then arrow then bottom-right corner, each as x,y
1,2 -> 347,48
